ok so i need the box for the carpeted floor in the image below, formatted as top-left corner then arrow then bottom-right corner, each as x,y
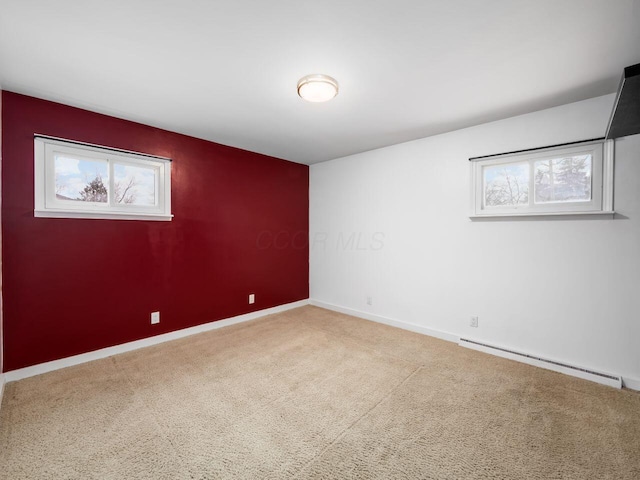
1,306 -> 639,479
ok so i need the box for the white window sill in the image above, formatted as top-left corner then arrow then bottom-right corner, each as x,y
469,211 -> 615,219
35,210 -> 173,221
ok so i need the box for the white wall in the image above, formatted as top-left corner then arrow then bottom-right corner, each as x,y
0,89 -> 3,376
310,93 -> 640,385
0,89 -> 4,397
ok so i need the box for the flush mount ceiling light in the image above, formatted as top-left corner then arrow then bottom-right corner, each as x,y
297,74 -> 339,103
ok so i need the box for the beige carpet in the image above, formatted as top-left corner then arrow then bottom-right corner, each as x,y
1,306 -> 639,479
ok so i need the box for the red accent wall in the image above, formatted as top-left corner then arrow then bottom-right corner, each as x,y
1,91 -> 309,372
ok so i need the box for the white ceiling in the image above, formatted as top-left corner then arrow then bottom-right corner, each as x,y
1,0 -> 639,164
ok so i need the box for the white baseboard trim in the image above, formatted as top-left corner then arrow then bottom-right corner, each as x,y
622,376 -> 640,391
4,299 -> 309,383
0,373 -> 6,410
309,299 -> 640,392
309,299 -> 459,343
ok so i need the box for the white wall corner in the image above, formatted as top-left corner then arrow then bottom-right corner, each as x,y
309,299 -> 460,344
4,299 -> 309,383
0,87 -> 4,376
622,376 -> 640,392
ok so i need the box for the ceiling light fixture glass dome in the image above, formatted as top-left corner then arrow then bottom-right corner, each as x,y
297,74 -> 339,103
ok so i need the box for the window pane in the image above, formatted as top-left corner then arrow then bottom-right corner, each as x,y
483,162 -> 529,207
54,155 -> 109,203
534,155 -> 591,204
113,163 -> 157,206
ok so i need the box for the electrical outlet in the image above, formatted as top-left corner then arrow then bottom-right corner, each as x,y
249,293 -> 255,304
151,311 -> 160,325
366,296 -> 372,306
470,316 -> 478,328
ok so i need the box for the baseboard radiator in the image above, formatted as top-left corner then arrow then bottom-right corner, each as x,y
459,338 -> 622,389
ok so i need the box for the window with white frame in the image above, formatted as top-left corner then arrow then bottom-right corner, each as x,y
34,136 -> 172,221
470,140 -> 614,217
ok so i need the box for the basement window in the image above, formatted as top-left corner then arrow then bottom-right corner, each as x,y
34,136 -> 172,221
470,140 -> 614,217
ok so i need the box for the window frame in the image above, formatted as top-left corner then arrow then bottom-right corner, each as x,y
34,136 -> 172,221
470,139 -> 614,217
